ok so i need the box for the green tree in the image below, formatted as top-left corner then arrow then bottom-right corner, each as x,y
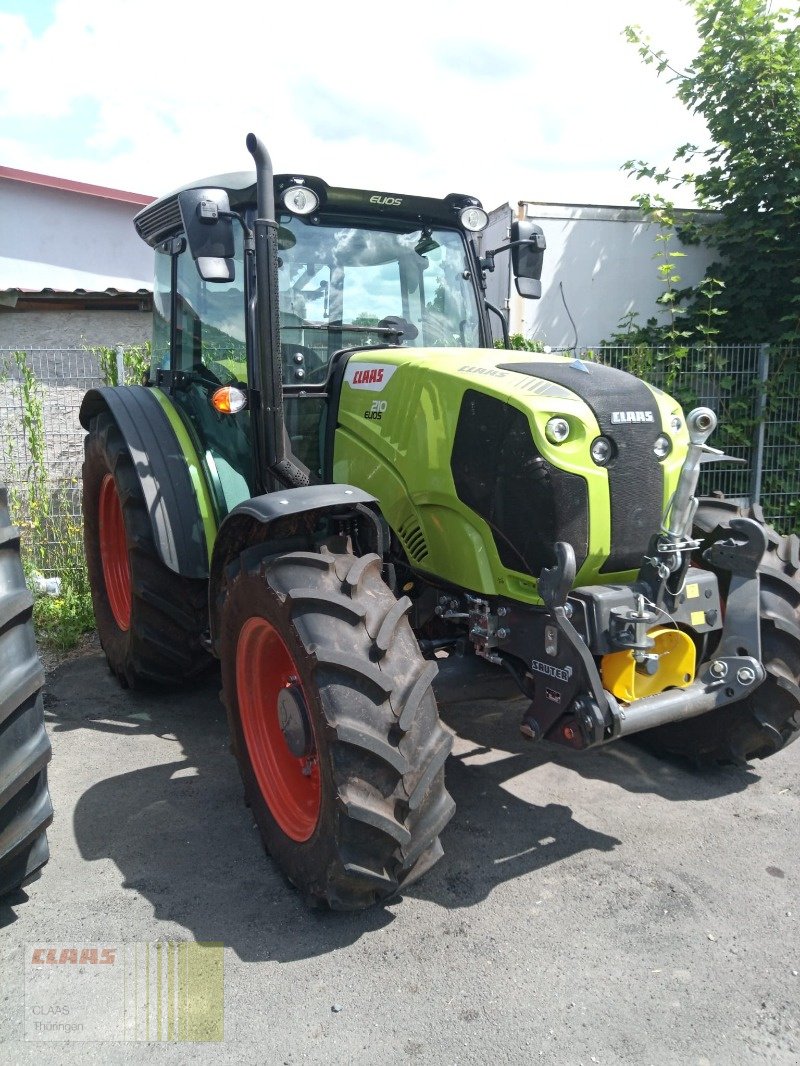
625,1 -> 800,343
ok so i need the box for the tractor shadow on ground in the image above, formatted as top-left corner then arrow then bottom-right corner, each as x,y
34,649 -> 755,960
404,696 -> 759,911
439,696 -> 760,804
0,887 -> 32,929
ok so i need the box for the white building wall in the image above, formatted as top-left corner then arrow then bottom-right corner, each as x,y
505,202 -> 715,349
0,179 -> 153,292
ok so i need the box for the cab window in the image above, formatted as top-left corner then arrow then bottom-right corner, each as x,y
168,225 -> 254,514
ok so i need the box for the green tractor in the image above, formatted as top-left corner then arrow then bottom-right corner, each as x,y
80,134 -> 800,910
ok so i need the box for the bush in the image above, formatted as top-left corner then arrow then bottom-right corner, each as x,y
494,333 -> 545,352
32,574 -> 95,652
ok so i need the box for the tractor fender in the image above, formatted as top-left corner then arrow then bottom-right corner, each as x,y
79,386 -> 211,579
209,484 -> 380,653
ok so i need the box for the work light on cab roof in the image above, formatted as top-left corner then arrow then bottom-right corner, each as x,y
460,206 -> 488,232
281,183 -> 318,215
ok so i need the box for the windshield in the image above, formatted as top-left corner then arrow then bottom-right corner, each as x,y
277,217 -> 482,378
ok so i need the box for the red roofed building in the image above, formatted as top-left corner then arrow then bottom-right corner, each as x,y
0,166 -> 155,348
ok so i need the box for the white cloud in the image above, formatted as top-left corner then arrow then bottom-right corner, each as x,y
0,0 -> 709,208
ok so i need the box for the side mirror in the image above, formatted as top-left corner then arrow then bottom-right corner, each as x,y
511,220 -> 546,299
177,188 -> 236,282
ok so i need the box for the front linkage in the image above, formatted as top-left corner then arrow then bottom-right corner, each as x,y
453,407 -> 771,752
529,513 -> 766,750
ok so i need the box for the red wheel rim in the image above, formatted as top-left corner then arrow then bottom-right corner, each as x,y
98,474 -> 131,632
236,617 -> 321,842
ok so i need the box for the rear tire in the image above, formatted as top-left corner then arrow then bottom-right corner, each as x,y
82,412 -> 210,688
0,485 -> 52,897
641,498 -> 800,764
219,543 -> 455,910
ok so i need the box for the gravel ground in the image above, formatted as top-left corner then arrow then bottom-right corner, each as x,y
1,644 -> 799,1065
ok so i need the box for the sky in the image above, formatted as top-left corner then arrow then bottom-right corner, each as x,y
0,0 -> 710,210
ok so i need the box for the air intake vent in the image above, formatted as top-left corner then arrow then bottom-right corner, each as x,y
398,517 -> 429,563
134,196 -> 183,247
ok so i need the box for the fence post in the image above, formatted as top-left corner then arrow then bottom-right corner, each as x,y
749,343 -> 769,506
115,344 -> 125,387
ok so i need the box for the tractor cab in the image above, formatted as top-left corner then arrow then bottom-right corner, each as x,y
135,163 -> 544,516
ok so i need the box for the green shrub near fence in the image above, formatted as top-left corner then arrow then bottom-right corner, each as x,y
93,343 -> 151,388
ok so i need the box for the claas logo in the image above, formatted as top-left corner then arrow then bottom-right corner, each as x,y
610,410 -> 655,424
352,368 -> 384,385
31,946 -> 117,965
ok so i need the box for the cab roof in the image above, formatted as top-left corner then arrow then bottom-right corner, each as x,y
133,171 -> 483,248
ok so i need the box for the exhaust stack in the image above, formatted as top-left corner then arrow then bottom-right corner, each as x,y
246,133 -> 309,489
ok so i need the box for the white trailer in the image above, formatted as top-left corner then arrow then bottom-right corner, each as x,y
481,201 -> 715,349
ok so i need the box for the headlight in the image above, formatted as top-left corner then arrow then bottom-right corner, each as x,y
653,435 -> 672,460
590,436 -> 614,465
545,417 -> 570,444
460,206 -> 488,232
282,185 -> 319,215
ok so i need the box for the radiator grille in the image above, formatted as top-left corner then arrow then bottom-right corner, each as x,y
450,389 -> 589,576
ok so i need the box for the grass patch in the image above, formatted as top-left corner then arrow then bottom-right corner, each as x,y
32,572 -> 95,652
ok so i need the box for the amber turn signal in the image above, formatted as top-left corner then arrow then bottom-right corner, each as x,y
211,386 -> 247,414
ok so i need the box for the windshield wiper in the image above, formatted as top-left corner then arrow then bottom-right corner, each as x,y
284,316 -> 417,342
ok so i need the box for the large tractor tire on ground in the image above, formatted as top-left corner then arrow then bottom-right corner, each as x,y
83,412 -> 210,688
641,497 -> 800,764
0,485 -> 52,897
219,542 -> 455,910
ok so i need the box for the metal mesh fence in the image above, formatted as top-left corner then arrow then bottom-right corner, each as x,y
0,348 -> 103,575
758,348 -> 800,531
0,343 -> 796,577
592,344 -> 758,502
590,343 -> 799,531
0,348 -> 102,481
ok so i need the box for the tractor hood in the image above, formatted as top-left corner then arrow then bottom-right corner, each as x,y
332,347 -> 689,603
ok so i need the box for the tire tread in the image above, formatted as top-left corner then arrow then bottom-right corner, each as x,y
0,487 -> 52,897
220,544 -> 454,909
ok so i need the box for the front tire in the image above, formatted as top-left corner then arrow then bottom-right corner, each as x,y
82,412 -> 210,688
219,543 -> 455,910
0,485 -> 52,897
641,498 -> 800,764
